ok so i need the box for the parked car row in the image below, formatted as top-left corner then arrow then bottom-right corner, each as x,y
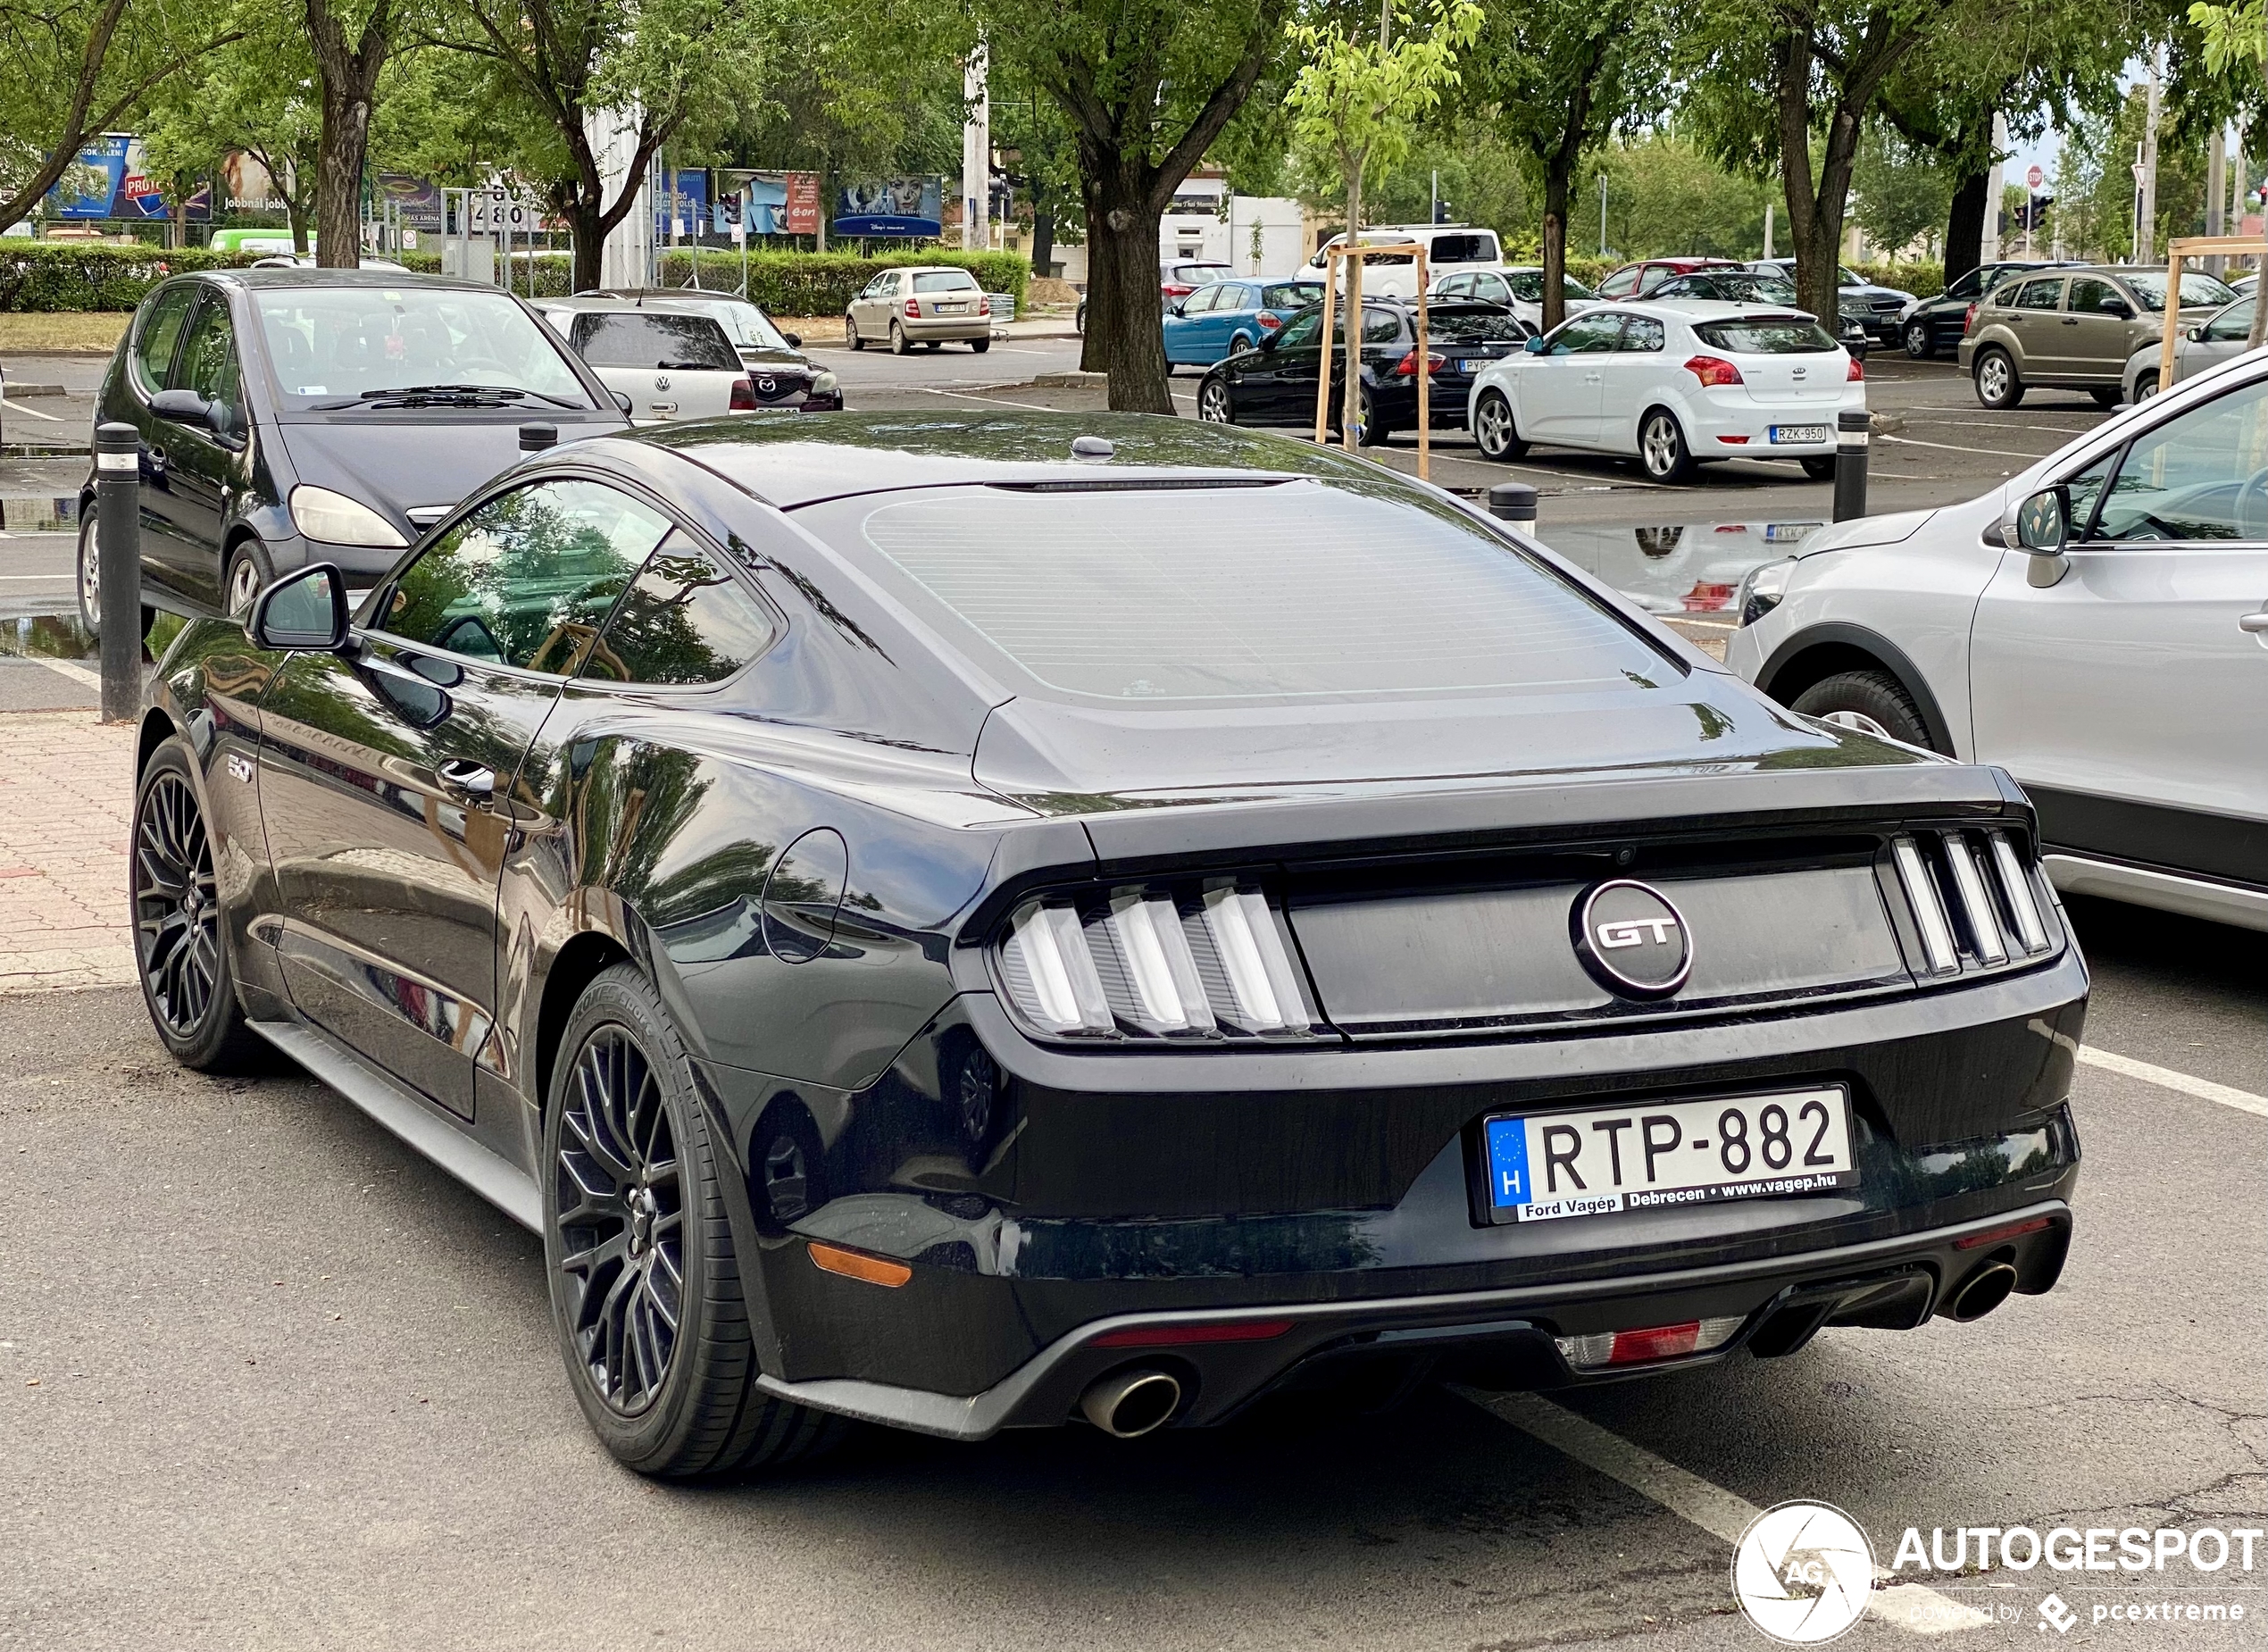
1959,264 -> 2243,410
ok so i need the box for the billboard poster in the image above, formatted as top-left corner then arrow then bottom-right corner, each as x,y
714,170 -> 820,237
835,175 -> 942,238
375,174 -> 444,232
655,168 -> 708,240
47,134 -> 179,221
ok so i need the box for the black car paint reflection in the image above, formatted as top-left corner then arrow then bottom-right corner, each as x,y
146,410 -> 2086,1441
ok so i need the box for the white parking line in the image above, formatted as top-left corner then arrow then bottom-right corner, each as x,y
1462,1389 -> 1991,1634
32,658 -> 99,688
913,386 -> 1062,413
1878,433 -> 2048,461
2078,1046 -> 2267,1118
0,396 -> 66,423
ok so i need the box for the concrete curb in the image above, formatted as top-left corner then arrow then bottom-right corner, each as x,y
1033,371 -> 1107,388
0,385 -> 68,398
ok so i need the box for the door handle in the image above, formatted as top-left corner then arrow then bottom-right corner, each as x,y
436,759 -> 496,797
2239,610 -> 2268,634
2059,317 -> 2079,325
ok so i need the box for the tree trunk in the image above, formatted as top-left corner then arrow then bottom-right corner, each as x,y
1031,195 -> 1055,279
1540,164 -> 1571,333
1078,168 -> 1174,413
288,194 -> 312,254
1944,166 -> 1988,283
1342,163 -> 1365,449
314,84 -> 371,267
569,195 -> 605,292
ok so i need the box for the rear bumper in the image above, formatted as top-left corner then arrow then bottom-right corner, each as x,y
902,314 -> 992,340
755,1197 -> 2074,1439
1690,386 -> 1864,455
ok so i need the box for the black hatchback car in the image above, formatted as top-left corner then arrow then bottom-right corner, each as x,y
1900,260 -> 2080,357
78,268 -> 628,638
1195,299 -> 1530,444
133,412 -> 2085,1477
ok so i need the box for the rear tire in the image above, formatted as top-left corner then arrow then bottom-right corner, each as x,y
970,338 -> 990,354
132,739 -> 263,1072
1228,330 -> 1255,357
1973,346 -> 2023,409
1472,389 -> 1528,460
545,963 -> 849,1480
889,321 -> 909,356
1789,670 -> 1937,751
2133,371 -> 2160,402
845,313 -> 863,351
75,513 -> 104,638
2089,386 -> 2122,408
1800,455 -> 1838,480
1356,386 -> 1389,446
1638,407 -> 1697,482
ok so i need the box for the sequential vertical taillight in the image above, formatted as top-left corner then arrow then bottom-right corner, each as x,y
1684,355 -> 1745,388
1892,834 -> 1960,975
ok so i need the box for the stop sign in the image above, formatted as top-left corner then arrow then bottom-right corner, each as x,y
2026,164 -> 2045,190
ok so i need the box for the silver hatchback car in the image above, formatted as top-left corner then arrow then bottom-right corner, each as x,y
2122,295 -> 2259,404
845,266 -> 993,354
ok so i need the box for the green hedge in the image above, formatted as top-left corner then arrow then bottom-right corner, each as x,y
1849,260 -> 1945,297
3,239 -> 1031,315
0,244 -> 261,312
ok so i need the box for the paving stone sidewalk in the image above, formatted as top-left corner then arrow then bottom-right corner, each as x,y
0,709 -> 136,992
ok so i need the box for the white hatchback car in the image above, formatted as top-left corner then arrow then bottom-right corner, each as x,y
1729,347 -> 2268,931
1466,302 -> 1864,482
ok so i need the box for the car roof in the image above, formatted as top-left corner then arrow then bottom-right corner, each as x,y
208,266 -> 504,295
1612,299 -> 1822,323
540,296 -> 728,314
633,410 -> 1422,511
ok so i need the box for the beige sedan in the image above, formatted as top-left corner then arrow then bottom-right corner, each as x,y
846,266 -> 993,354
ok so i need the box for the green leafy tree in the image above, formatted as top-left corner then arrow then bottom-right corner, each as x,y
433,0 -> 778,290
145,0 -> 321,251
2189,0 -> 2267,345
0,0 -> 241,231
976,0 -> 1296,413
1596,132 -> 1776,258
1848,124 -> 1954,254
304,0 -> 406,266
1464,0 -> 1666,329
1287,0 -> 1480,443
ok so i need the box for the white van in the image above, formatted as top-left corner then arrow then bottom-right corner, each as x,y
1305,225 -> 1505,298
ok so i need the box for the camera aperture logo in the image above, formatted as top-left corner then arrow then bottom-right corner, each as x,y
1733,1501 -> 1878,1645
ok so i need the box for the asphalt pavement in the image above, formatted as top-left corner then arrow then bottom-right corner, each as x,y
1,897 -> 2258,1651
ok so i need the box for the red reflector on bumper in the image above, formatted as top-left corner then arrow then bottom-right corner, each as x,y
1092,1318 -> 1296,1349
1955,1216 -> 2053,1250
1609,1322 -> 1701,1363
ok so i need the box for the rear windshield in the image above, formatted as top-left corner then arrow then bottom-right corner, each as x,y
1261,280 -> 1322,309
571,313 -> 741,371
912,271 -> 980,293
826,481 -> 1661,703
692,298 -> 794,350
1692,318 -> 1839,354
1505,271 -> 1597,303
254,288 -> 592,405
1429,232 -> 1499,263
1430,307 -> 1528,341
2122,271 -> 2239,312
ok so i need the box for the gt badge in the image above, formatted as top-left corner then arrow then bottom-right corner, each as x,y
1572,879 -> 1691,999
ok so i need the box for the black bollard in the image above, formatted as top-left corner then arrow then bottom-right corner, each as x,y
1487,481 -> 1538,526
1832,409 -> 1870,522
519,421 -> 558,453
94,421 -> 142,723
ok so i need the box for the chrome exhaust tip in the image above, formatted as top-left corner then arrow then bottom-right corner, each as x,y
1941,1261 -> 2019,1323
1079,1368 -> 1183,1438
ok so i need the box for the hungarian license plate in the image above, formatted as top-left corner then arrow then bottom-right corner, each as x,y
1770,424 -> 1830,445
1480,1086 -> 1856,1223
1458,358 -> 1488,373
935,301 -> 969,313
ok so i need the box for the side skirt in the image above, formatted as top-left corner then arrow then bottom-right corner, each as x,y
2045,853 -> 2268,934
248,1017 -> 542,1231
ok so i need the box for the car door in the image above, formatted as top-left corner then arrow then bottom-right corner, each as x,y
2005,276 -> 2070,378
1968,372 -> 2268,882
2060,276 -> 2132,381
1594,313 -> 1666,453
146,289 -> 253,612
255,476 -> 672,1117
1235,306 -> 1322,422
117,285 -> 200,606
1929,268 -> 1983,346
1164,283 -> 1216,363
1521,310 -> 1622,443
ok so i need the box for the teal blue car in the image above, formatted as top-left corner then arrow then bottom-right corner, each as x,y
1163,277 -> 1326,367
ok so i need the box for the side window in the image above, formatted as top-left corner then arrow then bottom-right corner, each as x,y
1616,315 -> 1666,353
1945,270 -> 1980,300
173,296 -> 244,434
2066,278 -> 2119,316
1272,309 -> 1322,349
579,531 -> 778,687
131,287 -> 196,396
2205,298 -> 2255,342
1597,268 -> 1638,297
2064,450 -> 2120,540
2014,278 -> 2064,311
2091,378 -> 2268,545
380,480 -> 670,672
1547,313 -> 1623,355
1361,305 -> 1403,344
1636,267 -> 1670,295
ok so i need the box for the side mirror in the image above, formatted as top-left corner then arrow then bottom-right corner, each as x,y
1523,335 -> 1547,354
149,388 -> 213,427
782,331 -> 803,348
1257,330 -> 1281,352
2009,485 -> 2071,588
2097,297 -> 2130,318
1166,300 -> 1186,317
613,389 -> 633,414
250,562 -> 349,650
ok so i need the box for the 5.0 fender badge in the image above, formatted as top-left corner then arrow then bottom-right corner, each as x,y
1572,879 -> 1692,998
226,752 -> 254,784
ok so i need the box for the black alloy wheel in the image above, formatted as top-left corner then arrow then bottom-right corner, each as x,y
544,964 -> 847,1477
554,1023 -> 686,1415
1904,319 -> 1934,359
132,739 -> 260,1070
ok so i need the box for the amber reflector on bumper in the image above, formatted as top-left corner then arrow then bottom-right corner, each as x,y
809,1241 -> 913,1288
1091,1318 -> 1296,1348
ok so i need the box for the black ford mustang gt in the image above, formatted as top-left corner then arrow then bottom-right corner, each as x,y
133,412 -> 2085,1476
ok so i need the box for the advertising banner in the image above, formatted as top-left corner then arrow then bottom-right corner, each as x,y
835,175 -> 942,238
375,175 -> 444,232
47,135 -> 178,221
655,168 -> 708,240
715,171 -> 820,237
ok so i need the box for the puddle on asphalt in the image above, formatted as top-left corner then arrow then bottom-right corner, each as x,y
1534,518 -> 1825,618
0,496 -> 80,533
0,613 -> 96,661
